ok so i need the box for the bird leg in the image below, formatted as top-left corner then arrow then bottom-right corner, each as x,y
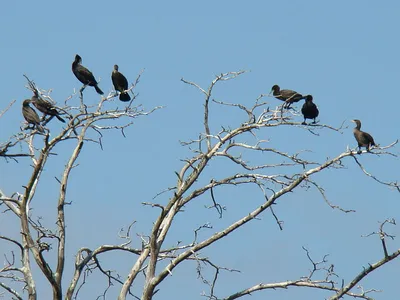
283,100 -> 292,109
34,126 -> 45,135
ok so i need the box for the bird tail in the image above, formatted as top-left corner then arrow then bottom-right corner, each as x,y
119,92 -> 131,102
94,85 -> 104,95
56,115 -> 66,123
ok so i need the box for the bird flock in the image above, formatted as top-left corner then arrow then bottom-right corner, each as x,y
270,84 -> 376,154
21,54 -> 132,132
20,58 -> 376,154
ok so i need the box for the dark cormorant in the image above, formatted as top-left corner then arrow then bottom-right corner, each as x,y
351,119 -> 376,154
271,84 -> 305,108
111,65 -> 131,102
301,95 -> 319,125
22,99 -> 44,133
31,95 -> 65,123
72,54 -> 104,95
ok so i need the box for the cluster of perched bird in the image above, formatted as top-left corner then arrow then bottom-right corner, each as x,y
270,85 -> 376,154
20,57 -> 376,155
72,54 -> 132,102
21,54 -> 132,133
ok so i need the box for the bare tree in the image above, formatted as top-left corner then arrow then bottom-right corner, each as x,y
0,71 -> 399,300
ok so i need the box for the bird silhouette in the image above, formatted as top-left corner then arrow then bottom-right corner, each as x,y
72,54 -> 103,95
111,65 -> 131,101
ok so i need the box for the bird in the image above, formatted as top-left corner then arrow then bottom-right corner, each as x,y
351,119 -> 376,154
111,65 -> 131,102
72,54 -> 104,95
270,84 -> 305,108
22,99 -> 44,133
31,94 -> 65,123
301,95 -> 319,125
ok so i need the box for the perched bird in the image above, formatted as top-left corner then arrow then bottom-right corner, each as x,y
22,99 -> 44,133
351,119 -> 376,154
301,95 -> 319,125
31,94 -> 65,123
111,64 -> 131,102
72,54 -> 104,95
271,84 -> 305,108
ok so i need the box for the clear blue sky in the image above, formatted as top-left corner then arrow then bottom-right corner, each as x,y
1,1 -> 399,299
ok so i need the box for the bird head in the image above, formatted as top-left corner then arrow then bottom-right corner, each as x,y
304,95 -> 313,101
270,84 -> 280,95
351,119 -> 361,128
75,54 -> 82,63
22,99 -> 32,106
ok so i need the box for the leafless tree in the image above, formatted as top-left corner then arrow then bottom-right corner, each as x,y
0,71 -> 399,300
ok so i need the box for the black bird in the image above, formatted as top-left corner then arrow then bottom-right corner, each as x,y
351,119 -> 376,154
72,54 -> 104,95
301,95 -> 319,125
111,65 -> 131,102
31,94 -> 65,123
22,99 -> 44,133
271,84 -> 305,108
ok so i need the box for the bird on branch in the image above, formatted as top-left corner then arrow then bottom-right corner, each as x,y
270,84 -> 305,108
351,119 -> 376,154
301,95 -> 319,125
31,93 -> 66,123
112,64 -> 131,102
72,54 -> 104,95
22,99 -> 45,133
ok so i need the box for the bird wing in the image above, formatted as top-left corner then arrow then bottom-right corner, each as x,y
23,107 -> 41,124
281,89 -> 304,102
362,132 -> 376,145
33,98 -> 59,115
112,71 -> 129,92
74,65 -> 97,85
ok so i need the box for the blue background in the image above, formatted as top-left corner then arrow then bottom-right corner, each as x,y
0,1 -> 399,299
